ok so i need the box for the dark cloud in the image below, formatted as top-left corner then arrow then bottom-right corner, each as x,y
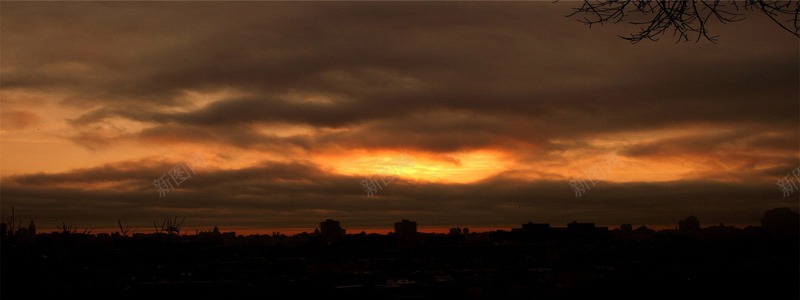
4,2 -> 795,133
625,127 -> 798,159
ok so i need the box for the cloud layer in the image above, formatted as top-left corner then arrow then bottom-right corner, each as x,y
1,2 -> 797,232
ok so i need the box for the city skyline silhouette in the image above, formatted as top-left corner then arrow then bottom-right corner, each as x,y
1,1 -> 798,299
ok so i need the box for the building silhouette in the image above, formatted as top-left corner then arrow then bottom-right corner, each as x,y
13,220 -> 36,240
632,225 -> 655,239
198,225 -> 235,243
320,219 -> 346,245
614,223 -> 634,239
761,207 -> 799,237
679,216 -> 701,234
566,221 -> 609,239
449,227 -> 461,235
395,219 -> 421,246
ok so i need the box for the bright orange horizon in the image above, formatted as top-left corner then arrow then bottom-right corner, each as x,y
39,223 -> 761,237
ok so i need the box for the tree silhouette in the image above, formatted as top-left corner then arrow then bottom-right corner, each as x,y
56,222 -> 93,235
566,0 -> 800,43
153,216 -> 185,236
2,207 -> 20,236
118,219 -> 137,238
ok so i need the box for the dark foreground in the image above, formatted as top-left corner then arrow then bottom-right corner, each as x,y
2,233 -> 797,300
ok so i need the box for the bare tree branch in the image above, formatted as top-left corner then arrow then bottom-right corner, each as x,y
565,0 -> 800,43
56,222 -> 93,235
154,217 -> 186,236
118,219 -> 137,238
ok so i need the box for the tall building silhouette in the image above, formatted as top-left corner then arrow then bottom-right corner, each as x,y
320,219 -> 346,245
395,219 -> 419,246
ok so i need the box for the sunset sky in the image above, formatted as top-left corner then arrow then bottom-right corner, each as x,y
1,1 -> 798,235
